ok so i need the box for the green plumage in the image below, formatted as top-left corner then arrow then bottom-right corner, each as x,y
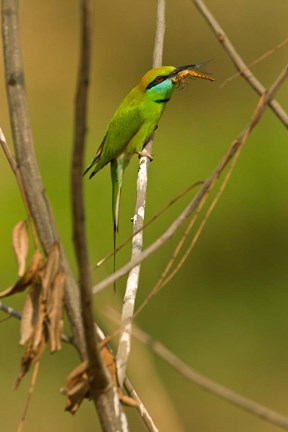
84,64 -> 211,278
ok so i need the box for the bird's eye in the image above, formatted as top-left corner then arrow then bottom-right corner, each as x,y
156,76 -> 164,83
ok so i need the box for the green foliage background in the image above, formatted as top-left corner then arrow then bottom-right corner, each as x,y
0,1 -> 288,431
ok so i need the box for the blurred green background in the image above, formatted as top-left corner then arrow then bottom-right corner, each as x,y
1,0 -> 288,431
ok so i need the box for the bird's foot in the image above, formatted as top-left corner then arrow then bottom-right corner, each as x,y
137,149 -> 153,161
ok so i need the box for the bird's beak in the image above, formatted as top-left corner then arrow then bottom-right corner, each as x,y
169,62 -> 214,83
168,63 -> 208,78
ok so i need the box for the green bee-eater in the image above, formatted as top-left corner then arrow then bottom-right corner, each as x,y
84,63 -> 214,271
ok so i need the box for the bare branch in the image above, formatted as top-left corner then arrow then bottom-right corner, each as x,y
192,0 -> 288,128
220,36 -> 288,88
1,0 -> 86,358
116,0 -> 166,387
109,308 -> 288,430
71,0 -> 125,428
130,320 -> 288,431
92,64 -> 288,294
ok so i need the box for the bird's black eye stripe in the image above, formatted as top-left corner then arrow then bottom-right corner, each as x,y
146,75 -> 169,90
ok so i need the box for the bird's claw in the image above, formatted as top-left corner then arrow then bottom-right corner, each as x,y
137,150 -> 153,161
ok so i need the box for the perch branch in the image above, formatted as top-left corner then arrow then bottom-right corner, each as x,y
92,64 -> 288,294
116,0 -> 166,387
192,0 -> 288,128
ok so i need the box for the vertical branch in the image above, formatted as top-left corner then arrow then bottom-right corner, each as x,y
71,0 -> 92,295
71,1 -> 126,429
1,0 -> 86,358
116,0 -> 166,387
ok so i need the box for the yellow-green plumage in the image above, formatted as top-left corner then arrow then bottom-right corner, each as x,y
84,63 -> 213,276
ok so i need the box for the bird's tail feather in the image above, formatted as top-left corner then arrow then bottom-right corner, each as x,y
111,159 -> 125,291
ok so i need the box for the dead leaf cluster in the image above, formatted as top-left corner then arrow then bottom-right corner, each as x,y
61,342 -> 138,414
0,221 -> 66,387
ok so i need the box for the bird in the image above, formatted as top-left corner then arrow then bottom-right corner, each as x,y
84,63 -> 214,277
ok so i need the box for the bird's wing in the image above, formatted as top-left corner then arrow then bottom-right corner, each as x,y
84,94 -> 143,177
100,100 -> 143,163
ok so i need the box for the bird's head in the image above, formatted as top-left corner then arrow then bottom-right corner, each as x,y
139,63 -> 214,96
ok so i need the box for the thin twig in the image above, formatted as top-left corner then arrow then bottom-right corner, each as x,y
0,301 -> 22,320
116,0 -> 166,387
220,36 -> 288,88
92,64 -> 288,294
159,134 -> 246,289
192,0 -> 288,128
16,361 -> 40,432
0,301 -> 73,344
141,127 -> 245,304
94,326 -> 160,431
124,377 -> 159,432
93,180 -> 203,270
1,0 -> 86,358
113,311 -> 288,431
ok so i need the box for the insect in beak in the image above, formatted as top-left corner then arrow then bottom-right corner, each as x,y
170,63 -> 215,86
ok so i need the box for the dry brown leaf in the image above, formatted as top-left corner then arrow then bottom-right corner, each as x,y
0,250 -> 43,298
101,344 -> 118,387
32,244 -> 60,350
20,282 -> 41,346
47,270 -> 65,352
61,361 -> 89,414
41,244 -> 60,298
15,332 -> 47,389
14,243 -> 63,390
100,344 -> 137,406
119,394 -> 139,407
12,220 -> 29,277
62,346 -> 138,414
32,292 -> 46,351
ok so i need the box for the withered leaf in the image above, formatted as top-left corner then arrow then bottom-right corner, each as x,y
20,281 -> 41,346
0,250 -> 43,298
47,270 -> 65,352
15,332 -> 47,389
32,292 -> 46,351
61,361 -> 89,414
12,220 -> 29,277
41,244 -> 60,298
61,346 -> 138,414
119,394 -> 139,407
101,344 -> 118,387
101,343 -> 138,407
